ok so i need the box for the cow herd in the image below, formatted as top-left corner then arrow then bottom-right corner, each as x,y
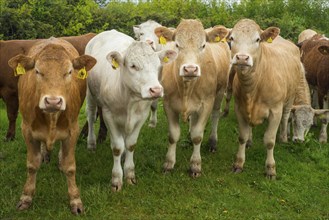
0,18 -> 328,214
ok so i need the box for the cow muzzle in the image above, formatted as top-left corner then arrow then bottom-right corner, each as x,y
180,64 -> 200,79
232,53 -> 253,68
149,86 -> 163,98
39,95 -> 66,112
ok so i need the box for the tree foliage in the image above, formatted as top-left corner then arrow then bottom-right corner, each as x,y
0,0 -> 328,42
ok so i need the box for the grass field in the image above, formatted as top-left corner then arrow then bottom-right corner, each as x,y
0,99 -> 329,220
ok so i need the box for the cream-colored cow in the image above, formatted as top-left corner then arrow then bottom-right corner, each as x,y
155,19 -> 230,177
229,19 -> 306,179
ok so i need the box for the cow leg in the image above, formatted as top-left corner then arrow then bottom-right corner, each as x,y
41,142 -> 51,163
3,94 -> 18,141
163,108 -> 180,172
264,107 -> 282,180
279,103 -> 292,143
60,126 -> 83,215
17,125 -> 42,211
233,107 -> 250,173
97,107 -> 108,144
86,89 -> 98,150
189,110 -> 210,178
102,108 -> 124,192
319,119 -> 328,143
209,89 -> 225,152
246,127 -> 253,148
148,100 -> 158,128
318,88 -> 325,109
222,67 -> 236,117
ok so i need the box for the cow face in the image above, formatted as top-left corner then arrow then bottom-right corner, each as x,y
155,19 -> 228,81
9,44 -> 96,113
133,20 -> 162,51
106,42 -> 176,99
228,19 -> 280,72
290,105 -> 329,142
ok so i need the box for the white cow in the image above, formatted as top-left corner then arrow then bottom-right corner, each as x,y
85,30 -> 177,191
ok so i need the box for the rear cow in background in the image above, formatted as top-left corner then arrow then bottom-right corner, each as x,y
85,30 -> 176,191
0,33 -> 96,141
299,37 -> 329,143
8,38 -> 96,214
229,19 -> 306,179
155,19 -> 231,177
298,29 -> 317,44
134,20 -> 169,128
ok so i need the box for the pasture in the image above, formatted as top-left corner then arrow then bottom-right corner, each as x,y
0,98 -> 329,219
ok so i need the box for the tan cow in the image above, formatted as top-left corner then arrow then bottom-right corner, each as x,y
8,38 -> 96,214
155,19 -> 230,177
0,33 -> 96,141
229,19 -> 306,179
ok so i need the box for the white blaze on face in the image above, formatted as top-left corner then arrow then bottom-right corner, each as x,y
133,20 -> 162,51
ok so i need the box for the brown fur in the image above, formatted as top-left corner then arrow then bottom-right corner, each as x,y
8,37 -> 96,214
0,33 -> 95,141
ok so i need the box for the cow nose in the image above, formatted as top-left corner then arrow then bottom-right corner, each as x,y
236,54 -> 250,62
292,136 -> 304,143
183,65 -> 198,77
146,39 -> 154,46
44,96 -> 63,111
149,86 -> 163,98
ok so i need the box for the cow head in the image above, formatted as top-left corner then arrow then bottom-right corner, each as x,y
290,105 -> 329,142
8,42 -> 96,113
154,19 -> 228,81
106,41 -> 176,99
133,20 -> 162,51
228,19 -> 280,72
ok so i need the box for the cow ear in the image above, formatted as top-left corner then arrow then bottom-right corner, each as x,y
318,46 -> 329,55
314,109 -> 329,119
260,27 -> 280,43
106,51 -> 123,70
207,26 -> 229,43
158,49 -> 177,64
73,55 -> 97,71
8,54 -> 35,76
133,25 -> 141,39
154,26 -> 175,44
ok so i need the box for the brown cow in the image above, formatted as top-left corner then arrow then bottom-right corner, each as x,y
229,19 -> 306,179
155,19 -> 230,177
8,37 -> 96,214
299,36 -> 329,142
0,33 -> 95,141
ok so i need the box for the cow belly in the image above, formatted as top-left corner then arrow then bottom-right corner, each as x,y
31,128 -> 69,142
240,102 -> 270,126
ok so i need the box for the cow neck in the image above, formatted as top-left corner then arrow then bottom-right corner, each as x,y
42,112 -> 61,151
180,79 -> 197,122
236,63 -> 259,94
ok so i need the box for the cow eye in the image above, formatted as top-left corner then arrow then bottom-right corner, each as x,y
202,44 -> 206,49
35,69 -> 41,75
140,33 -> 144,36
256,38 -> 260,43
130,64 -> 139,71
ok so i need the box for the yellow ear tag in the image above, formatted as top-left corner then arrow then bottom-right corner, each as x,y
159,36 -> 167,45
215,36 -> 221,42
163,56 -> 169,63
111,59 -> 119,70
267,37 -> 273,43
221,38 -> 227,43
15,63 -> 26,76
77,67 -> 87,79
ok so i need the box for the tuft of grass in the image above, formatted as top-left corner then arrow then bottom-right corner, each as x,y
1,99 -> 329,219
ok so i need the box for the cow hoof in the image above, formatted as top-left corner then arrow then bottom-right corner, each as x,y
246,140 -> 253,148
70,202 -> 84,215
208,138 -> 217,153
126,177 -> 137,185
266,174 -> 276,180
16,200 -> 31,211
163,161 -> 175,173
87,143 -> 96,151
232,166 -> 243,173
111,183 -> 122,192
5,135 -> 15,142
189,170 -> 201,178
148,122 -> 156,128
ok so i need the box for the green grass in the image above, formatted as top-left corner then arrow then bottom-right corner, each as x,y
1,99 -> 329,220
